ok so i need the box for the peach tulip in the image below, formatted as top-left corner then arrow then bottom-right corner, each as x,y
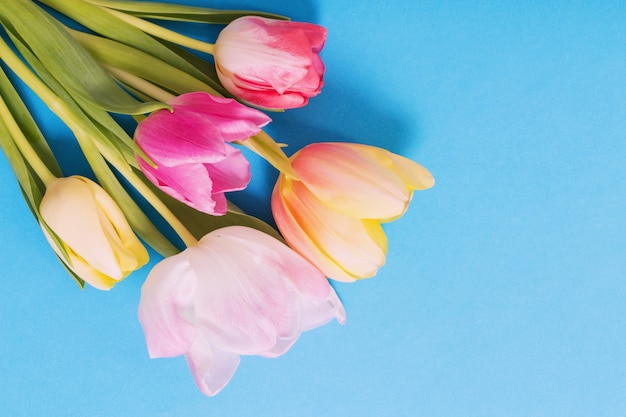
272,142 -> 434,282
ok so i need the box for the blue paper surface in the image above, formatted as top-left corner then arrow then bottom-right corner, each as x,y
1,1 -> 626,416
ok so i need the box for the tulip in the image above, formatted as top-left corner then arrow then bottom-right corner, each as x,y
271,142 -> 434,282
135,92 -> 271,215
138,225 -> 345,396
39,176 -> 149,290
214,16 -> 327,110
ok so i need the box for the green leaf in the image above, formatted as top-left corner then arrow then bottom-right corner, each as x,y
84,0 -> 289,24
38,0 -> 223,91
0,70 -> 48,211
72,30 -> 226,97
0,67 -> 63,178
0,0 -> 167,115
4,31 -> 142,169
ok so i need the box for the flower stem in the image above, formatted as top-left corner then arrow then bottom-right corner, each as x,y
100,6 -> 216,55
104,65 -> 175,102
238,131 -> 297,178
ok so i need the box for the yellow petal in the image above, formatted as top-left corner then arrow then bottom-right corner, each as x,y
383,150 -> 435,190
273,177 -> 387,281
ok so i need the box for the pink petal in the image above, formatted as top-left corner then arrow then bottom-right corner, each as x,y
185,335 -> 241,396
217,70 -> 309,108
187,231 -> 301,355
204,145 -> 251,194
135,92 -> 270,166
138,253 -> 199,358
136,108 -> 228,166
137,157 -> 221,215
168,92 -> 271,141
299,285 -> 346,330
217,226 -> 332,301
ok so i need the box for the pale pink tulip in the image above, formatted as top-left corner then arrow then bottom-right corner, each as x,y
272,142 -> 434,282
39,176 -> 149,290
138,226 -> 345,396
214,16 -> 327,110
135,92 -> 271,215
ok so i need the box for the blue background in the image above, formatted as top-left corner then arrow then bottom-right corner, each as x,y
2,0 -> 626,416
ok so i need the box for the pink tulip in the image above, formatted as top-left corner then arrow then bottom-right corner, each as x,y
214,16 -> 327,110
272,142 -> 435,282
138,226 -> 345,396
135,92 -> 271,215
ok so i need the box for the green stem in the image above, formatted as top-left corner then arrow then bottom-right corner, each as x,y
104,64 -> 174,102
96,141 -> 199,247
0,87 -> 57,186
101,6 -> 216,54
238,131 -> 297,178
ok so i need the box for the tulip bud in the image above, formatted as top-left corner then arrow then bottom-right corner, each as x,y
214,16 -> 327,110
39,176 -> 149,290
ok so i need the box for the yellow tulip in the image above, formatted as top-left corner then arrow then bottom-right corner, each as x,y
39,176 -> 149,290
272,142 -> 434,282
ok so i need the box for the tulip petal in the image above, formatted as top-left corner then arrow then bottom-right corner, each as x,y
271,182 -> 357,282
217,226 -> 345,331
168,92 -> 271,141
137,158 -> 220,215
292,143 -> 411,219
138,253 -> 200,358
188,232 -> 300,355
204,145 -> 251,194
40,177 -> 124,279
299,285 -> 347,330
219,72 -> 309,108
216,18 -> 310,91
185,335 -> 241,397
383,150 -> 435,190
136,109 -> 228,166
135,92 -> 269,166
273,178 -> 388,281
41,226 -> 118,290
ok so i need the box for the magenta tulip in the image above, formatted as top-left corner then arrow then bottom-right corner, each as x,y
138,226 -> 345,396
214,16 -> 327,110
272,142 -> 435,282
135,92 -> 271,215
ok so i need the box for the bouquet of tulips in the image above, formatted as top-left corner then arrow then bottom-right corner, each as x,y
0,0 -> 434,396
